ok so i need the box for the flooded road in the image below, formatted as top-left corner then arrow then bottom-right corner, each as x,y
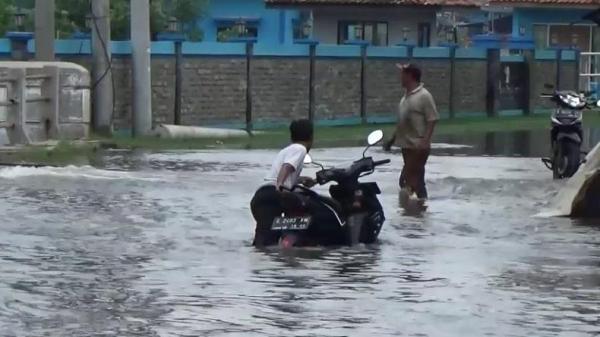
0,144 -> 599,337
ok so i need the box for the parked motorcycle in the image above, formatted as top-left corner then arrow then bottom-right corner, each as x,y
541,84 -> 600,179
268,130 -> 390,248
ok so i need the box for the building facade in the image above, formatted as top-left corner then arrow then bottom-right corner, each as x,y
265,0 -> 481,47
199,0 -> 303,45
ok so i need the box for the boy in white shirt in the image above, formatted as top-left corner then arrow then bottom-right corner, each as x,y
251,119 -> 316,246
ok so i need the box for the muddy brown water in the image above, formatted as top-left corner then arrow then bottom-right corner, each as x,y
0,133 -> 599,336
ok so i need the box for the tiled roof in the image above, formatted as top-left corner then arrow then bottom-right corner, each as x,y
266,0 -> 599,5
490,0 -> 599,4
265,0 -> 485,6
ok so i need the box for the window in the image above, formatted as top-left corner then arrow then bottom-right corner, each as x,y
533,24 -> 592,51
337,21 -> 388,46
293,19 -> 311,40
417,23 -> 431,47
216,25 -> 258,42
534,24 -> 594,89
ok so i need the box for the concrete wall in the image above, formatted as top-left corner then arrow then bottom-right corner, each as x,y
312,7 -> 438,46
0,61 -> 89,144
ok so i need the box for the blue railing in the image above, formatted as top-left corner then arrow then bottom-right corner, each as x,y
0,38 -> 578,62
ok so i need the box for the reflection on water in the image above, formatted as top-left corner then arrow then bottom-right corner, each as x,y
436,128 -> 600,158
0,147 -> 599,336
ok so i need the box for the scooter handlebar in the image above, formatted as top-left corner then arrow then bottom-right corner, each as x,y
373,159 -> 391,166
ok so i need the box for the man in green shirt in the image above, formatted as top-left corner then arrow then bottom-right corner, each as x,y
384,63 -> 439,204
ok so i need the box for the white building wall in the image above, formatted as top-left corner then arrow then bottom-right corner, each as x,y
312,7 -> 439,46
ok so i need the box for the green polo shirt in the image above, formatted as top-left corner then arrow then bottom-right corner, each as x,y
395,83 -> 439,149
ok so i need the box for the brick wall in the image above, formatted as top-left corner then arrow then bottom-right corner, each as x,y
56,53 -> 579,129
252,57 -> 310,122
315,58 -> 361,120
412,59 -> 452,115
365,59 -> 403,117
453,60 -> 488,115
181,57 -> 247,125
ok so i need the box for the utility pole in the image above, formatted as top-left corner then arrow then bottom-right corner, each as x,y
34,0 -> 55,61
131,0 -> 152,136
91,0 -> 114,135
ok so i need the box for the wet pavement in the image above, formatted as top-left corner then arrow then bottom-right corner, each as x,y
0,135 -> 600,336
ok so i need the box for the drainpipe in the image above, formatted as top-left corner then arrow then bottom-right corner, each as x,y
486,47 -> 501,117
439,43 -> 458,119
295,39 -> 320,122
230,36 -> 257,133
574,49 -> 581,92
344,39 -> 369,124
360,43 -> 368,124
555,48 -> 562,91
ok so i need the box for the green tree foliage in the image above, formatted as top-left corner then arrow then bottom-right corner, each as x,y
0,0 -> 207,40
0,0 -> 16,35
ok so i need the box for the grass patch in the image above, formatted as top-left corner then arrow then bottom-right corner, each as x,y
100,113 -> 600,151
2,113 -> 599,166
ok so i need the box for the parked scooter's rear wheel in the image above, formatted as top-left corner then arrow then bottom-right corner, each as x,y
555,140 -> 581,179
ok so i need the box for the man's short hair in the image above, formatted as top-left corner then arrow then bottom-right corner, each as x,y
290,119 -> 314,142
399,63 -> 422,82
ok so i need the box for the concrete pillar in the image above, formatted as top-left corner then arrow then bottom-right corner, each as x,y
486,48 -> 501,117
91,0 -> 113,135
35,0 -> 55,61
555,49 -> 562,90
360,44 -> 367,124
523,50 -> 534,115
174,41 -> 183,125
245,42 -> 254,132
131,0 -> 153,136
308,43 -> 316,121
448,46 -> 456,119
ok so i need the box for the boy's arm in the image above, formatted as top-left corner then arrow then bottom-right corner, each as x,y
276,164 -> 295,191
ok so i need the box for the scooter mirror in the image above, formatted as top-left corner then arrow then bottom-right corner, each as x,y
303,154 -> 313,165
367,130 -> 384,146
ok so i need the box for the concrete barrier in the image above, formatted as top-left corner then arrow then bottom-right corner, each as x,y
541,142 -> 600,218
156,124 -> 252,138
0,61 -> 90,145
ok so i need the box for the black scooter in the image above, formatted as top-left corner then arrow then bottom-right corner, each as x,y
541,84 -> 600,179
270,130 -> 390,248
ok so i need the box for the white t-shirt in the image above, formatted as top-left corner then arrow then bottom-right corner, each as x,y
265,143 -> 307,189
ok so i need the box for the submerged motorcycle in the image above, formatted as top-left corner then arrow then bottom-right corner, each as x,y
541,84 -> 600,179
264,130 -> 390,248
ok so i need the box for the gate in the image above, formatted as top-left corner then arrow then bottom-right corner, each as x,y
498,60 -> 528,112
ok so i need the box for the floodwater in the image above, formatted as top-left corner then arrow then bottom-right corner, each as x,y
0,136 -> 599,336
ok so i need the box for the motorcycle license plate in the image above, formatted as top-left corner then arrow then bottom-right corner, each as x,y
272,216 -> 311,231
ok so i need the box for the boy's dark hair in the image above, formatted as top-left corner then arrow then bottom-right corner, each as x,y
290,119 -> 314,142
402,63 -> 422,82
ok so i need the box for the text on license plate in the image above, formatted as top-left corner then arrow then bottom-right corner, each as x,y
271,216 -> 311,231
